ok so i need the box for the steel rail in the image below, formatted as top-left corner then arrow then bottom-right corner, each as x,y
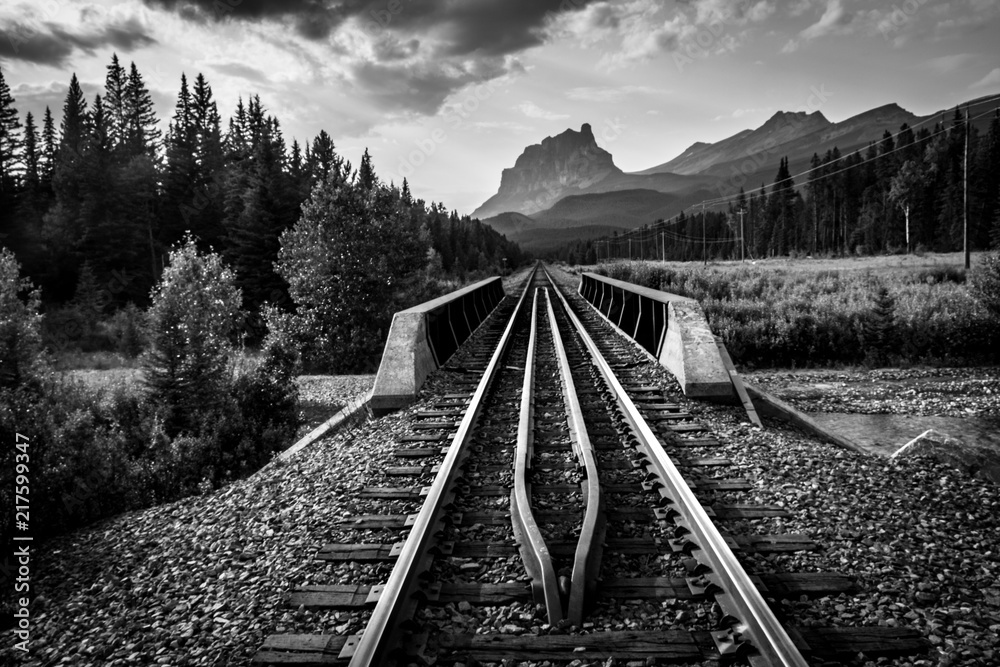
545,267 -> 809,667
510,288 -> 563,623
346,266 -> 538,667
543,287 -> 605,626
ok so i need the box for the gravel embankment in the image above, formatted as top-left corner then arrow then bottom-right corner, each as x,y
1,380 -> 435,667
546,265 -> 1000,666
294,375 -> 374,438
7,277 -> 1000,666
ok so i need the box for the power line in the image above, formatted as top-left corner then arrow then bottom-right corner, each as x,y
592,96 -> 1000,253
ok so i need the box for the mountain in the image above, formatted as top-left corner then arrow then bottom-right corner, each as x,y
640,111 -> 831,176
471,123 -> 622,219
640,104 -> 923,181
531,188 -> 711,229
476,97 -> 991,251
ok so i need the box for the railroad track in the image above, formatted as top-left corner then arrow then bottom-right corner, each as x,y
253,263 -> 928,666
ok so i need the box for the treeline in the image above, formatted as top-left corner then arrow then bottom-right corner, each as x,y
0,56 -> 524,317
556,108 -> 1000,263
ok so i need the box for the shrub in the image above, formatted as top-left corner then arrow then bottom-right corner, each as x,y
0,248 -> 44,387
596,260 -> 999,368
108,303 -> 147,357
0,239 -> 300,546
277,176 -> 427,372
143,236 -> 242,435
971,252 -> 1000,319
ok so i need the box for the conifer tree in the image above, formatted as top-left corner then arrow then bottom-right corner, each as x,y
0,66 -> 21,253
163,74 -> 197,247
0,65 -> 21,205
104,53 -> 128,155
40,107 -> 56,191
124,62 -> 161,158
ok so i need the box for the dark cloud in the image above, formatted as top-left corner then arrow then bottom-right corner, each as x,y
351,55 -> 509,115
140,0 -> 599,124
0,17 -> 157,66
142,0 -> 600,57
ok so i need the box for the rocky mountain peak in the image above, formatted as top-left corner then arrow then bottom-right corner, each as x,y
472,123 -> 621,219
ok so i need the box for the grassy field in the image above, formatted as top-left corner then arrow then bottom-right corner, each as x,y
582,250 -> 986,275
585,251 -> 998,369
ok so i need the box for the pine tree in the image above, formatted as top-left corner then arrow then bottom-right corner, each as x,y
14,112 -> 44,276
163,74 -> 197,247
45,74 -> 90,293
766,157 -> 796,255
78,94 -> 119,280
223,113 -> 288,315
104,53 -> 128,155
0,66 -> 21,252
190,72 -> 225,247
357,148 -> 376,191
59,74 -> 89,155
309,129 -> 337,181
40,107 -> 56,191
21,112 -> 39,192
867,284 -> 896,366
0,65 -> 22,204
124,62 -> 161,158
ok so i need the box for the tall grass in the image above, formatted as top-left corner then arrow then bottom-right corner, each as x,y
596,261 -> 998,368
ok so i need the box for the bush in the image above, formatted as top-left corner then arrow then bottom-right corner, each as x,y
0,240 -> 300,546
971,252 -> 1000,319
143,236 -> 241,435
596,260 -> 999,368
109,303 -> 147,357
0,248 -> 44,387
277,176 -> 427,372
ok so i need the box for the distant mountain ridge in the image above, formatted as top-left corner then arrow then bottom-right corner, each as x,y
475,97 -> 986,250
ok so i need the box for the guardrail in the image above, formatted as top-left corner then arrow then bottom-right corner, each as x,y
577,272 -> 730,397
370,277 -> 506,415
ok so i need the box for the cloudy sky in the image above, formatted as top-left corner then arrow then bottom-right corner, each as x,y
2,0 -> 999,214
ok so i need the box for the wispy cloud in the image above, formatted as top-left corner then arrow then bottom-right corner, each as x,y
566,84 -> 660,102
515,101 -> 569,121
971,67 -> 1000,90
926,53 -> 978,75
781,0 -> 855,52
549,0 -> 776,70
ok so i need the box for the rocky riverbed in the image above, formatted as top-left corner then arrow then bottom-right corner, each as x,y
744,367 -> 1000,456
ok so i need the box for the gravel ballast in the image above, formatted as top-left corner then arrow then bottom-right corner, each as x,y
6,271 -> 1000,667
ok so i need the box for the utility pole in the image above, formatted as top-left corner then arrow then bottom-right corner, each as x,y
964,103 -> 970,270
661,230 -> 665,262
737,208 -> 746,263
628,236 -> 632,260
701,202 -> 707,267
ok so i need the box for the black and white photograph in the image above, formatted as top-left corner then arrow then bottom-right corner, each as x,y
1,0 -> 999,665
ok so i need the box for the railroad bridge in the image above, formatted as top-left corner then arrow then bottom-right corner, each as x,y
254,263 -> 928,666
